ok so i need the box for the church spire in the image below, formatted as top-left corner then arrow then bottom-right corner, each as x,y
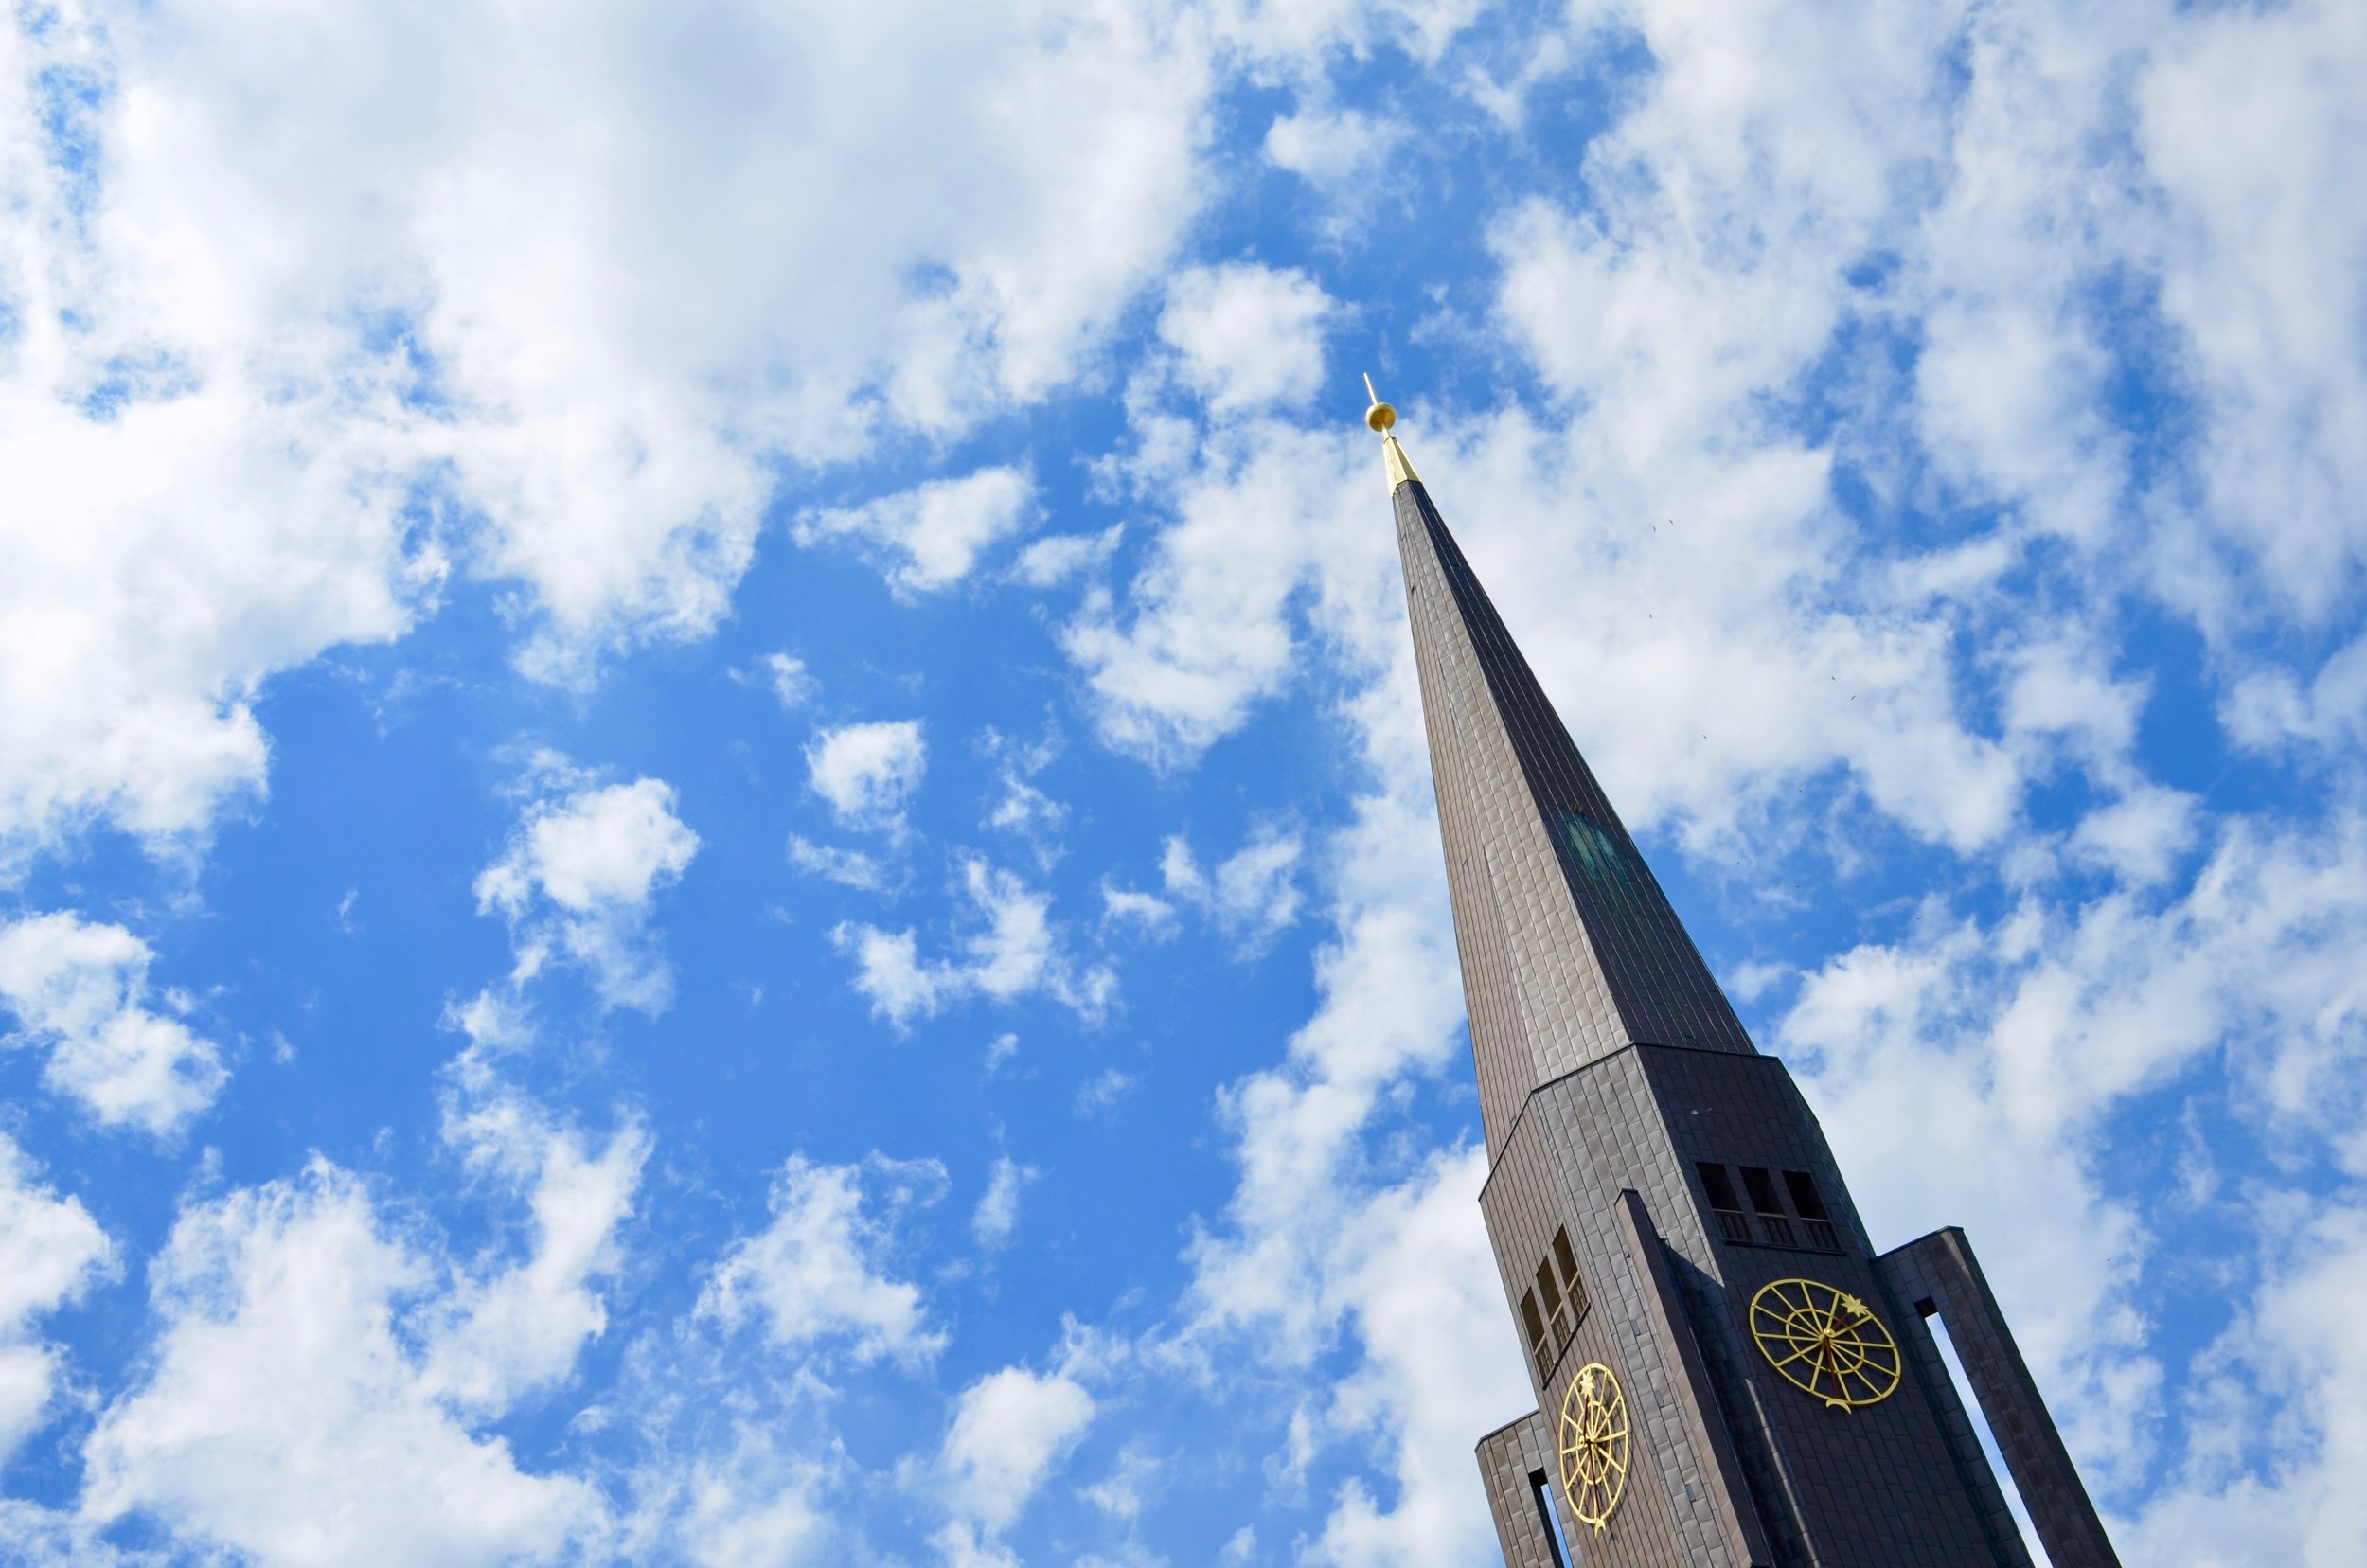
1376,383 -> 1753,1157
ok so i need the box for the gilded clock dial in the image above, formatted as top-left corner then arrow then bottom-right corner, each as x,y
1750,1277 -> 1901,1410
1556,1361 -> 1629,1534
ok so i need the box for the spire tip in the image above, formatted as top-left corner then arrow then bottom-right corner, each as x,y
1361,373 -> 1416,489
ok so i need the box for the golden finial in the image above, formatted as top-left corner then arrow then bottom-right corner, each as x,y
1362,373 -> 1418,490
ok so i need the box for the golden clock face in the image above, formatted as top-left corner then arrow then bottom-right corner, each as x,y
1750,1277 -> 1901,1410
1556,1362 -> 1629,1534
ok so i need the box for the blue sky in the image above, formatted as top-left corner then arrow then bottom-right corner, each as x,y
3,1 -> 2365,1564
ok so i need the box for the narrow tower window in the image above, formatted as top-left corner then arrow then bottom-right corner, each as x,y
1698,1163 -> 1753,1244
1740,1167 -> 1795,1247
1536,1260 -> 1574,1348
1521,1290 -> 1553,1383
1529,1469 -> 1575,1568
1784,1169 -> 1839,1250
1551,1227 -> 1588,1324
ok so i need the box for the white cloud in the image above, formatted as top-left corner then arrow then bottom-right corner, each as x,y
2135,0 -> 2367,628
2070,782 -> 2198,888
805,721 -> 928,835
832,856 -> 1115,1029
1204,0 -> 1485,72
1101,882 -> 1180,937
1065,420 -> 1377,765
1263,107 -> 1402,191
785,835 -> 892,892
475,765 -> 701,1012
1157,264 -> 1335,415
0,0 -> 1222,870
1079,1445 -> 1162,1523
0,1134 -> 114,1465
439,987 -> 539,1057
797,468 -> 1037,597
1161,824 -> 1304,953
934,1363 -> 1096,1536
1299,1149 -> 1531,1568
425,1066 -> 649,1415
650,1436 -> 831,1568
931,1521 -> 1024,1568
39,0 -> 1212,638
1013,524 -> 1124,589
986,773 -> 1067,851
0,361 -> 435,874
756,653 -> 821,712
0,3 -> 440,871
1074,1068 -> 1138,1119
2222,631 -> 2367,757
980,727 -> 1070,865
700,1154 -> 948,1370
971,1156 -> 1038,1251
81,1162 -> 605,1567
0,913 -> 227,1136
2119,1199 -> 2367,1566
1166,672 -> 2367,1562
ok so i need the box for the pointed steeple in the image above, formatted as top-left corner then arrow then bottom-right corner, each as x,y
1372,383 -> 1754,1158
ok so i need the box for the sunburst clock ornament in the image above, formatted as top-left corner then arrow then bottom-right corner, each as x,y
1750,1278 -> 1902,1410
1557,1361 -> 1630,1533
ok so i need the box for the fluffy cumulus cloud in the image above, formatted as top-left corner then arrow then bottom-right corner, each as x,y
0,1135 -> 113,1466
831,856 -> 1115,1028
932,1362 -> 1096,1541
797,468 -> 1039,597
0,372 -> 432,872
475,761 -> 701,1011
1065,420 -> 1379,764
1264,107 -> 1402,196
1157,263 -> 1335,414
804,721 -> 929,834
80,1161 -> 610,1567
700,1154 -> 949,1369
0,914 -> 226,1136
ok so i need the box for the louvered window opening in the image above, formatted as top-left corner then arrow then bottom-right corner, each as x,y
1699,1161 -> 1843,1253
1518,1226 -> 1592,1385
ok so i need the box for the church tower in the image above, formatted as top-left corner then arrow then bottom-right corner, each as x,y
1366,387 -> 2121,1568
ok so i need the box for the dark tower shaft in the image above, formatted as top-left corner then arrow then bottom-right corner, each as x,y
1397,458 -> 1753,1157
1369,395 -> 2121,1568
